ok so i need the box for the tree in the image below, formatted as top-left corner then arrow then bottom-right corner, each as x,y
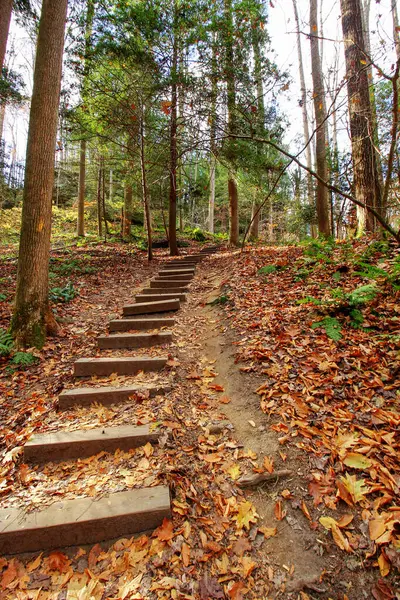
340,0 -> 382,234
11,0 -> 69,348
168,0 -> 179,256
292,0 -> 313,206
224,0 -> 239,246
309,0 -> 330,236
0,0 -> 13,71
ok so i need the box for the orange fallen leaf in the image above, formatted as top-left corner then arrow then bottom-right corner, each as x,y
156,518 -> 174,542
274,500 -> 286,521
181,542 -> 190,567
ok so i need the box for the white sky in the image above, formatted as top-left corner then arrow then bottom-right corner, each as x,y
3,0 -> 399,164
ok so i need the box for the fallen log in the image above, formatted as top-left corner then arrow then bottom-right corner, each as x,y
237,469 -> 292,488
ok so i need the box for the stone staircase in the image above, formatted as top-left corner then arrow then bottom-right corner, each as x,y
0,246 -> 219,555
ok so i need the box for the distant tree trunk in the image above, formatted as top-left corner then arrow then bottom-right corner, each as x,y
310,0 -> 331,236
11,0 -> 68,349
178,48 -> 185,233
109,169 -> 113,203
101,160 -> 108,237
140,108 -> 153,261
340,0 -> 382,234
77,139 -> 86,236
0,0 -> 12,71
97,164 -> 103,237
292,0 -> 313,205
208,33 -> 217,234
168,0 -> 179,256
393,0 -> 400,60
249,196 -> 260,239
224,0 -> 239,246
76,0 -> 95,237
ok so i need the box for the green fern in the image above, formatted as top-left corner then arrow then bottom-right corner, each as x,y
312,317 -> 342,341
11,352 -> 37,368
0,329 -> 13,357
258,265 -> 277,275
50,282 -> 77,303
347,284 -> 379,308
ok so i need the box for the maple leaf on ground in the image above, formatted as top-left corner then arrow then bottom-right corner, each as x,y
338,473 -> 370,505
232,535 -> 252,557
259,526 -> 277,539
227,580 -> 248,600
236,500 -> 258,530
155,518 -> 174,542
199,572 -> 224,599
46,551 -> 71,573
1,560 -> 18,590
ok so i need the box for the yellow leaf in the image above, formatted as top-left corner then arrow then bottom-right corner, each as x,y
343,453 -> 372,470
227,464 -> 241,480
259,526 -> 277,539
378,552 -> 390,577
236,501 -> 258,530
241,556 -> 257,578
340,473 -> 370,504
319,516 -> 337,530
143,442 -> 153,458
331,523 -> 353,553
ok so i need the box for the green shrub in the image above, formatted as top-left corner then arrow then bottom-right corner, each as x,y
354,262 -> 388,280
349,309 -> 364,329
311,317 -> 342,341
210,294 -> 229,305
192,228 -> 206,242
50,282 -> 77,303
347,284 -> 379,307
0,329 -> 13,357
258,265 -> 277,276
297,296 -> 322,306
11,352 -> 38,369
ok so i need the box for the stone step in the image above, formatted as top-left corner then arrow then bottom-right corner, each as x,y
150,279 -> 190,288
167,260 -> 200,265
58,384 -> 170,409
109,318 -> 175,333
98,332 -> 173,349
156,273 -> 193,280
0,486 -> 170,554
123,298 -> 180,316
74,356 -> 167,377
24,424 -> 159,463
136,293 -> 186,303
142,287 -> 188,295
159,267 -> 195,274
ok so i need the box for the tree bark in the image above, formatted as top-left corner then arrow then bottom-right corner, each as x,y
224,0 -> 239,246
292,0 -> 313,205
393,0 -> 400,61
310,0 -> 331,236
97,163 -> 103,237
11,0 -> 68,348
140,108 -> 153,261
340,0 -> 382,234
208,32 -> 217,234
0,0 -> 12,71
77,139 -> 86,236
168,0 -> 179,256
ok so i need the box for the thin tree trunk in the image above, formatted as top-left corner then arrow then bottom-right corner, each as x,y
77,139 -> 86,236
11,0 -> 68,348
97,164 -> 103,237
224,0 -> 239,246
109,169 -> 113,203
340,0 -> 382,234
310,0 -> 331,236
101,159 -> 108,237
168,0 -> 179,256
292,0 -> 313,205
140,108 -> 153,261
393,0 -> 400,60
208,32 -> 217,234
0,0 -> 12,71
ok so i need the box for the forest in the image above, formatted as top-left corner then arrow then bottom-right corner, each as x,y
0,0 -> 399,599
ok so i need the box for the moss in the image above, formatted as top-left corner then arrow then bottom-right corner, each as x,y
10,306 -> 47,350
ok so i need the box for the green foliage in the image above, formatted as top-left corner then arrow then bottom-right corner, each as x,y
210,295 -> 229,305
332,271 -> 342,282
50,282 -> 77,303
354,262 -> 388,280
311,317 -> 342,341
294,268 -> 310,281
0,292 -> 7,301
11,352 -> 38,368
192,228 -> 207,242
0,329 -> 13,357
347,284 -> 379,308
51,258 -> 96,276
258,265 -> 277,275
349,309 -> 364,329
303,238 -> 335,261
297,296 -> 322,306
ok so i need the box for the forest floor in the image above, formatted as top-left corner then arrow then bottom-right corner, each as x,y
0,239 -> 399,600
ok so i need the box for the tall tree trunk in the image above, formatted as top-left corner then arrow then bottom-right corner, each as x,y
208,32 -> 217,234
292,0 -> 313,205
249,5 -> 265,240
340,0 -> 382,234
168,0 -> 179,256
11,0 -> 68,348
224,0 -> 239,246
0,0 -> 12,71
77,139 -> 86,236
310,0 -> 330,236
101,159 -> 108,237
97,164 -> 103,237
76,0 -> 95,237
140,108 -> 153,261
393,0 -> 400,61
178,47 -> 185,233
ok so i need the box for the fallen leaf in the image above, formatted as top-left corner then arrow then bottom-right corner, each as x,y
155,518 -> 174,542
236,501 -> 258,530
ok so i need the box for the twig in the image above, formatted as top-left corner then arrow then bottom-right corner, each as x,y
237,469 -> 292,488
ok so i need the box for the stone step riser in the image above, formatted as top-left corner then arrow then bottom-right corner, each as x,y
156,274 -> 193,280
142,288 -> 188,295
74,357 -> 167,377
150,280 -> 190,288
24,425 -> 158,463
58,384 -> 170,409
109,318 -> 175,332
98,332 -> 173,349
123,299 -> 180,315
135,294 -> 185,303
0,486 -> 170,554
